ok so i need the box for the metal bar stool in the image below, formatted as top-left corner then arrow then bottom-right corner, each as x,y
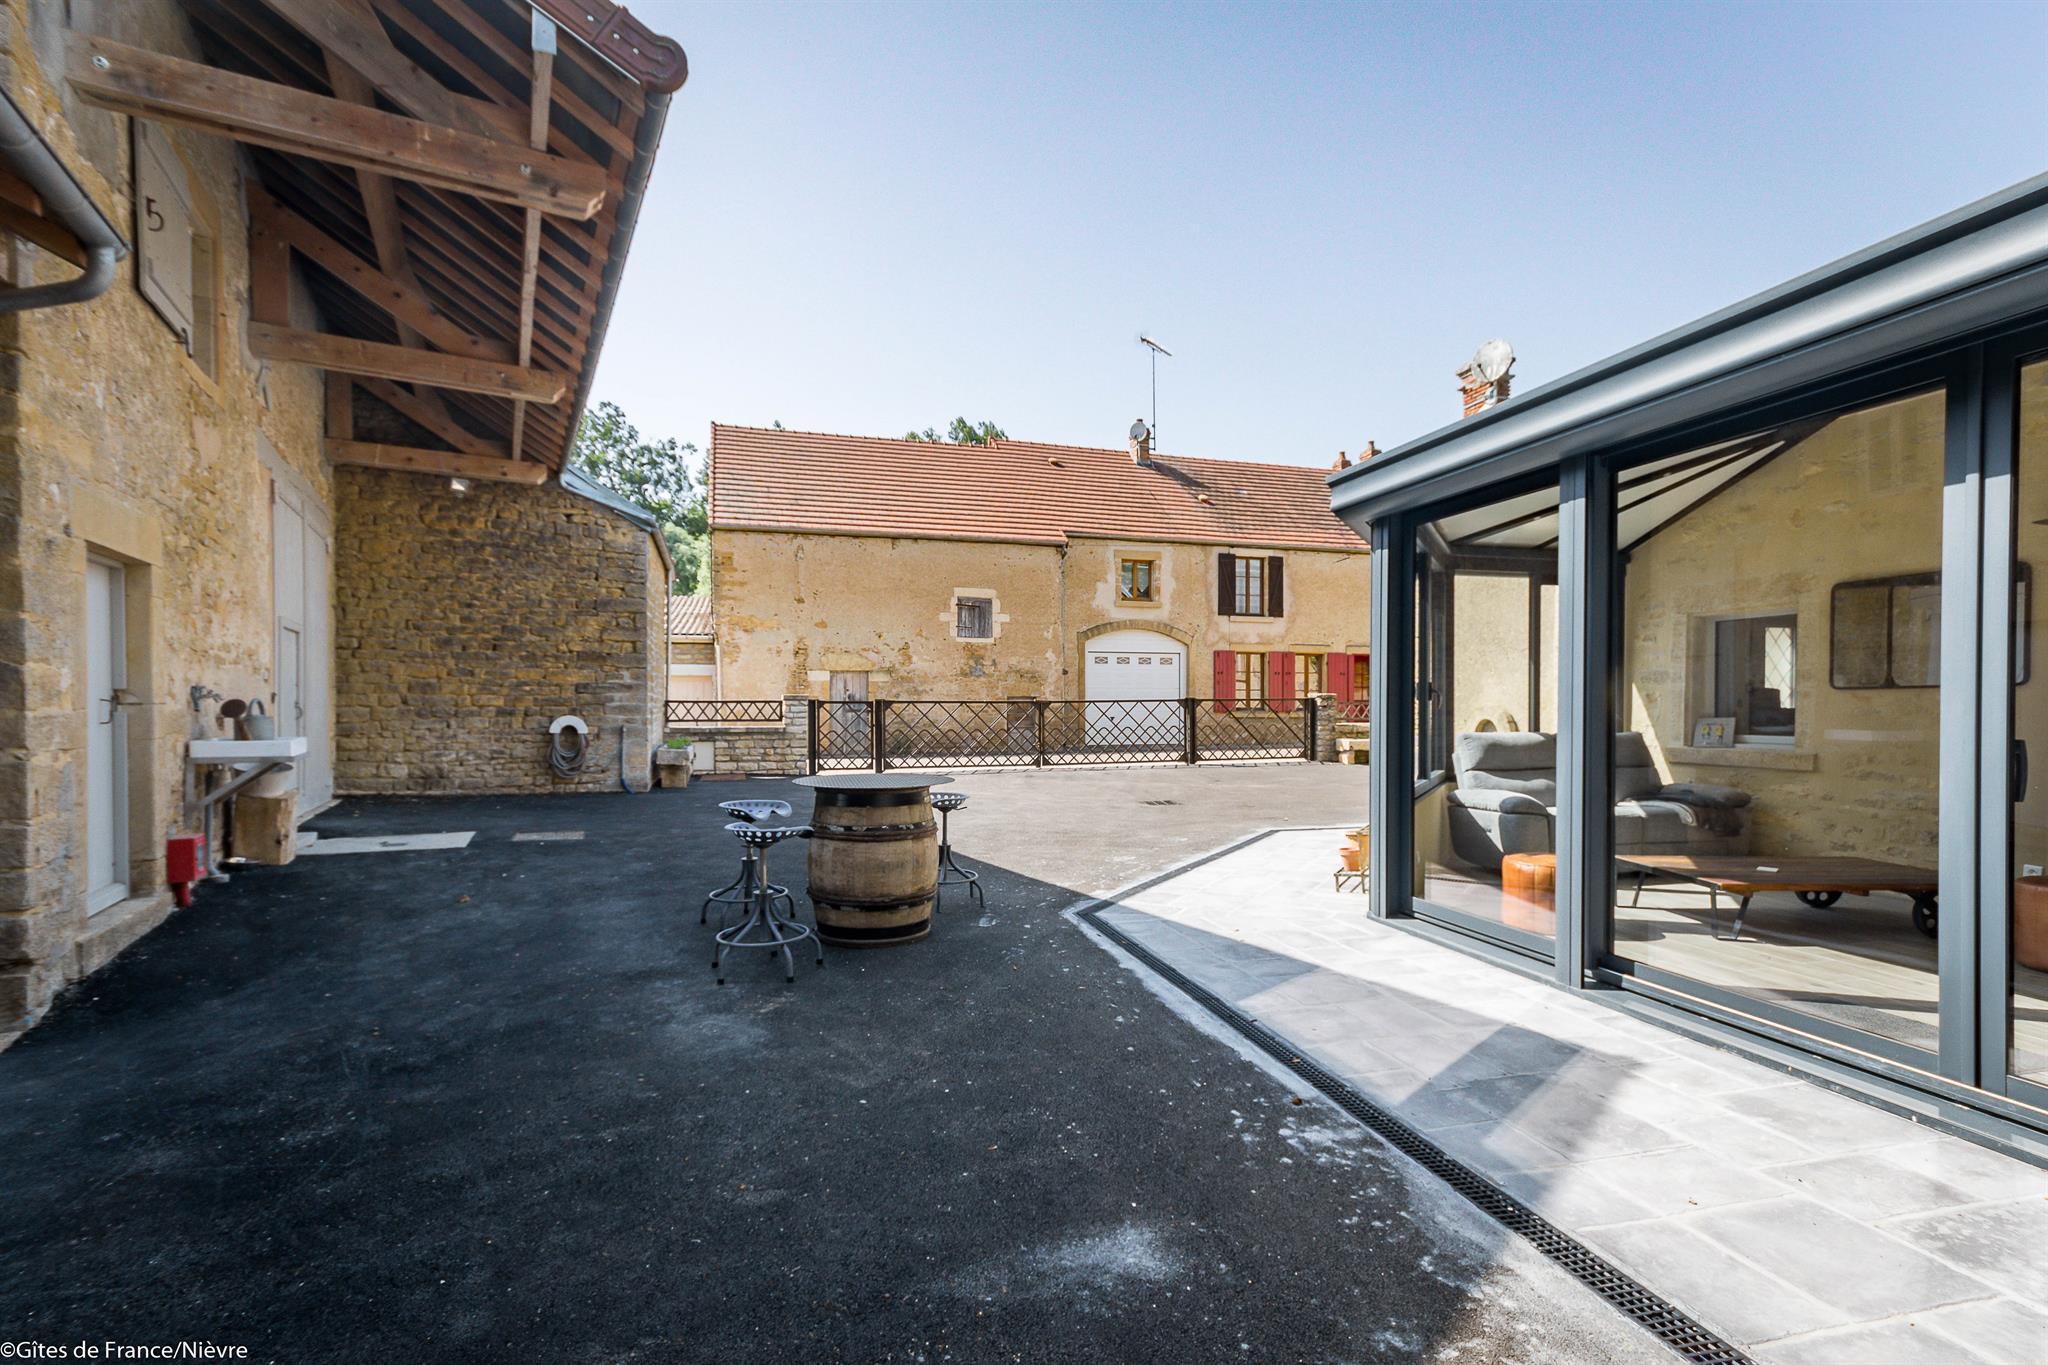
714,824 -> 821,984
930,791 -> 983,910
702,799 -> 795,926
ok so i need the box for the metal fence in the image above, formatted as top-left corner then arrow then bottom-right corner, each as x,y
664,698 -> 785,728
806,698 -> 1313,773
1331,699 -> 1370,722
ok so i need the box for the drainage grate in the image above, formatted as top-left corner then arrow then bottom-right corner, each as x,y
1079,904 -> 1753,1365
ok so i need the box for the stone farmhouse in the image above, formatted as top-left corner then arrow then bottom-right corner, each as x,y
0,0 -> 685,1045
705,423 -> 1374,710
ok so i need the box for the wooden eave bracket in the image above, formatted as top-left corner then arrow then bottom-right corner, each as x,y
326,438 -> 548,485
65,33 -> 607,219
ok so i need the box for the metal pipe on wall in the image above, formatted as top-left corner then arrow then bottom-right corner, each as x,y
0,85 -> 127,315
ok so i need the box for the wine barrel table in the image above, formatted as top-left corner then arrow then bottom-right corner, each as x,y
793,772 -> 953,947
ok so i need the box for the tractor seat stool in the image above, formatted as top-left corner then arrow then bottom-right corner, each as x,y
930,792 -> 984,910
714,824 -> 820,985
701,799 -> 794,926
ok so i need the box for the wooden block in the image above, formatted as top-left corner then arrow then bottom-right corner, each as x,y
232,793 -> 298,866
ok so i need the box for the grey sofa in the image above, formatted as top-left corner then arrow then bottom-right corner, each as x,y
1443,731 -> 1751,868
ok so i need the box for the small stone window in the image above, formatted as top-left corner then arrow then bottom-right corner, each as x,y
955,597 -> 994,640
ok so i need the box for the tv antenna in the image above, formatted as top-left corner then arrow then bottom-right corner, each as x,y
1138,334 -> 1172,449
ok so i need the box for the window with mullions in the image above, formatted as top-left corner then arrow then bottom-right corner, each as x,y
1235,651 -> 1267,704
1411,481 -> 1561,945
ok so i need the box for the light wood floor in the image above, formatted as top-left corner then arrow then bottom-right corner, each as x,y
1417,859 -> 2048,1085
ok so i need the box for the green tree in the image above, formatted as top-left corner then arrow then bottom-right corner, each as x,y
904,417 -> 1006,445
571,400 -> 708,593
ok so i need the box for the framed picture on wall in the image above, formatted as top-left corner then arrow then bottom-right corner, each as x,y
1692,717 -> 1735,748
1830,564 -> 2032,688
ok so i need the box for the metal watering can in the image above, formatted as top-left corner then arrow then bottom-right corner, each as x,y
236,698 -> 275,742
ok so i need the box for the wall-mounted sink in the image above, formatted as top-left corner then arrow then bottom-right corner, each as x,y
189,736 -> 308,764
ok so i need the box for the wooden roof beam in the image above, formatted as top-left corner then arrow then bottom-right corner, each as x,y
327,438 -> 548,486
250,187 -> 512,362
357,376 -> 509,459
259,0 -> 512,142
251,322 -> 565,402
66,34 -> 607,219
509,10 -> 557,463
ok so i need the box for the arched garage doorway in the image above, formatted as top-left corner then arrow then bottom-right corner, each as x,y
1082,628 -> 1186,747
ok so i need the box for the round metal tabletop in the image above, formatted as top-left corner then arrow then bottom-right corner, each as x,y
791,772 -> 955,791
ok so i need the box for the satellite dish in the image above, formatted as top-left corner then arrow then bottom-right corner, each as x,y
1472,338 -> 1514,382
1130,419 -> 1150,442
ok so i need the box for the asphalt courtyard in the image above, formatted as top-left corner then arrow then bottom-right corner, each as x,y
0,764 -> 1666,1362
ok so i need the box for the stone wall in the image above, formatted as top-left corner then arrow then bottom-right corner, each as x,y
332,470 -> 665,795
675,697 -> 811,777
0,0 -> 328,1043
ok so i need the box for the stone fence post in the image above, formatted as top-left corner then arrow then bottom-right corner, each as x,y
1309,692 -> 1339,763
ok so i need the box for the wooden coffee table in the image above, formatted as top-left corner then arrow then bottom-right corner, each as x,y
1617,854 -> 1940,941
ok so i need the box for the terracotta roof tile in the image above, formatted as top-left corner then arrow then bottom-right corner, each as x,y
667,594 -> 712,636
708,425 -> 1369,552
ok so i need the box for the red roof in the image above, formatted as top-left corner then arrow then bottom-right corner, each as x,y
709,425 -> 1370,552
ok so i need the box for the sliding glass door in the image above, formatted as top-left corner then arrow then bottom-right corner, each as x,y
2002,351 -> 2048,1108
1409,481 -> 1562,955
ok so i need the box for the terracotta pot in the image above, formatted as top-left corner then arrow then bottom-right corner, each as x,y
2016,876 -> 2048,972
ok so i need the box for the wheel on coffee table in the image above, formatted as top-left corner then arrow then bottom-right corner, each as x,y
1911,895 -> 1938,938
1796,890 -> 1842,909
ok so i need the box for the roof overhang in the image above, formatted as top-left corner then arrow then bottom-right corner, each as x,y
73,2 -> 684,485
1331,170 -> 2048,527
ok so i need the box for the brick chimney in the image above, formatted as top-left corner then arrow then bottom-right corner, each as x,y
1456,339 -> 1515,417
1330,450 -> 1351,471
1129,419 -> 1153,466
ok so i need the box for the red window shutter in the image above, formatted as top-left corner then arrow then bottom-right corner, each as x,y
1216,553 -> 1236,615
1327,651 -> 1352,703
1212,649 -> 1235,712
1270,651 -> 1296,713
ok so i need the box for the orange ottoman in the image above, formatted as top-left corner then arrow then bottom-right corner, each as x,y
1501,852 -> 1557,934
2016,876 -> 2048,972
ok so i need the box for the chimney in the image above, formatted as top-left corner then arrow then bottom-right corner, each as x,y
1361,440 -> 1379,460
1330,450 -> 1351,471
1128,418 -> 1153,466
1456,339 -> 1515,417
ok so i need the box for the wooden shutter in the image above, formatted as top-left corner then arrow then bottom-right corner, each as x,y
135,121 -> 196,350
1216,553 -> 1236,615
1265,556 -> 1285,617
1269,651 -> 1296,713
1327,651 -> 1352,703
1212,649 -> 1235,712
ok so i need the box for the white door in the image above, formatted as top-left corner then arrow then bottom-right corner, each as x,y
86,559 -> 130,914
271,479 -> 334,810
301,524 -> 333,808
1083,630 -> 1186,747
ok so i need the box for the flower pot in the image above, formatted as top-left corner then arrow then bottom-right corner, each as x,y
654,747 -> 693,789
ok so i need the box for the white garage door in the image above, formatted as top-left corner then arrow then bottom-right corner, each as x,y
1083,630 -> 1185,747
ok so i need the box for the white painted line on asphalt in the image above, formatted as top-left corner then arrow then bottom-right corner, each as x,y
511,831 -> 586,843
300,831 -> 476,855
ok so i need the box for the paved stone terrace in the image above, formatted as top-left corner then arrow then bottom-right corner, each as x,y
1092,828 -> 2048,1364
0,767 -> 1669,1363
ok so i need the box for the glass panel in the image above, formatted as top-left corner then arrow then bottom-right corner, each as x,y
1612,388 -> 1946,1056
2010,357 -> 2048,1088
1412,484 -> 1561,941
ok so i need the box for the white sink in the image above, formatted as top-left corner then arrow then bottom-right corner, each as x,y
189,736 -> 308,763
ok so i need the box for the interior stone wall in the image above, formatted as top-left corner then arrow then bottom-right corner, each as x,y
332,469 -> 664,795
0,0 -> 327,1044
1623,390 -> 1946,863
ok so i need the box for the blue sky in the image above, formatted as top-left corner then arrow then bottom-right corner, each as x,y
592,1 -> 2047,467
